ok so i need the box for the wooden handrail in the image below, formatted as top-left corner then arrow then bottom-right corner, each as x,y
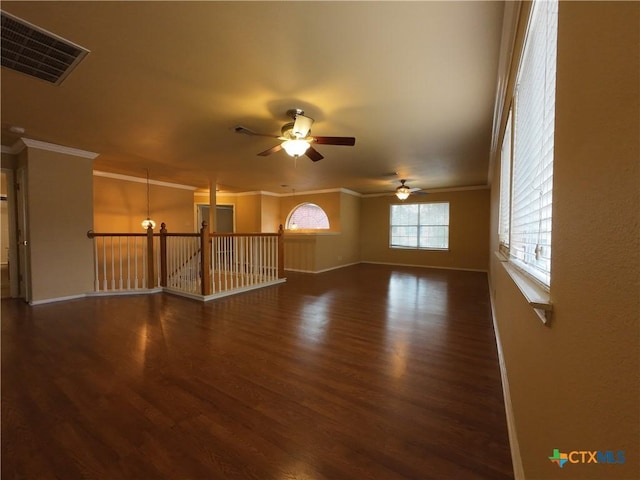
87,230 -> 153,238
209,232 -> 280,238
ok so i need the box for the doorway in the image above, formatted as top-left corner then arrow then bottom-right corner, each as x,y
1,169 -> 21,299
1,172 -> 9,297
196,204 -> 234,233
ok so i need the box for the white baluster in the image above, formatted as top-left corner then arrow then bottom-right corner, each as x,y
93,237 -> 99,291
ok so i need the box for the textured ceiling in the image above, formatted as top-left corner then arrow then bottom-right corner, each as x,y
1,1 -> 504,194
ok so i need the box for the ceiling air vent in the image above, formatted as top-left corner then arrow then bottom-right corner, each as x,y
1,10 -> 89,85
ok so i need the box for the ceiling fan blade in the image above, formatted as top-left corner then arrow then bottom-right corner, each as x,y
257,144 -> 283,156
305,146 -> 324,162
409,187 -> 422,192
234,125 -> 280,138
312,136 -> 356,146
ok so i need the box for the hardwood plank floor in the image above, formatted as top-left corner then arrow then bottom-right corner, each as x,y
2,264 -> 513,479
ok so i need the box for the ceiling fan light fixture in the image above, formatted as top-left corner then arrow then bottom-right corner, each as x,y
282,139 -> 310,157
395,186 -> 411,200
292,114 -> 314,138
396,180 -> 412,200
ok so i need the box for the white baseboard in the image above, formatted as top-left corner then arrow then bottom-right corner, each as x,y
488,275 -> 525,480
284,267 -> 316,273
285,261 -> 485,275
86,288 -> 162,298
285,262 -> 361,274
153,281 -> 287,302
362,261 -> 488,273
29,293 -> 87,306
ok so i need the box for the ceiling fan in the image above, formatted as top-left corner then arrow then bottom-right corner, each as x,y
234,108 -> 356,162
395,179 -> 426,200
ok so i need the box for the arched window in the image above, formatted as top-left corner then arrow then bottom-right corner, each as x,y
286,203 -> 330,230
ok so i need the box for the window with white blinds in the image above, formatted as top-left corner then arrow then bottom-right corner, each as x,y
390,202 -> 449,250
508,0 -> 558,287
498,111 -> 512,247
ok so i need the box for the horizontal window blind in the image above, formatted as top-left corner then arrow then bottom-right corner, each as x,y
390,203 -> 449,250
510,0 -> 557,287
498,111 -> 512,246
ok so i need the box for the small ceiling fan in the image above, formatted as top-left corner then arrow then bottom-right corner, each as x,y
234,108 -> 356,162
395,179 -> 426,200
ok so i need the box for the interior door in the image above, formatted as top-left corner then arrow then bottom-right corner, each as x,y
196,204 -> 210,232
1,169 -> 19,298
216,205 -> 234,233
16,166 -> 30,302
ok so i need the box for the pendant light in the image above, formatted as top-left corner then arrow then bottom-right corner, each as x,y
141,169 -> 156,230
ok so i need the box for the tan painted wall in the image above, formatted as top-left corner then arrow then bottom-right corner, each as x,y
489,2 -> 639,479
283,234 -> 317,272
234,194 -> 262,233
261,194 -> 281,233
338,191 -> 361,265
360,189 -> 490,271
94,176 -> 194,233
313,192 -> 361,271
26,148 -> 94,302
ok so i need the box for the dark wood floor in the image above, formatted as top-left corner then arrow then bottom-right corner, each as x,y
2,264 -> 513,480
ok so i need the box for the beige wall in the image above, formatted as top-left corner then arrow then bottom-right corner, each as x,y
261,194 -> 281,233
489,2 -> 639,479
94,175 -> 194,233
26,148 -> 94,302
337,191 -> 361,266
235,194 -> 262,233
360,189 -> 490,271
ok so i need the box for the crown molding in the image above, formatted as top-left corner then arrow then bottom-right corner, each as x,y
6,137 -> 99,159
93,170 -> 197,191
214,187 -> 362,198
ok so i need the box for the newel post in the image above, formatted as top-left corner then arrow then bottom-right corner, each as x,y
146,225 -> 155,288
278,224 -> 285,279
160,223 -> 167,287
200,221 -> 212,296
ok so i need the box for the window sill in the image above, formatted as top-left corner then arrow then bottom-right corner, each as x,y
390,247 -> 449,251
494,251 -> 552,325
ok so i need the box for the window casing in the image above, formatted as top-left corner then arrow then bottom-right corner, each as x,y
286,203 -> 330,230
498,111 -> 512,250
390,202 -> 449,250
498,0 -> 557,288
